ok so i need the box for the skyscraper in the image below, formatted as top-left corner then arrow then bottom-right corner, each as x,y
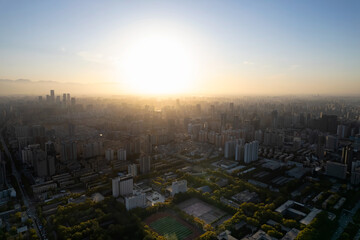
143,134 -> 152,154
128,164 -> 138,176
224,140 -> 236,159
254,130 -> 263,143
61,141 -> 77,162
235,140 -> 245,161
112,175 -> 133,197
140,155 -> 151,174
105,149 -> 114,161
221,113 -> 227,131
117,148 -> 126,161
0,152 -> 7,190
271,110 -> 278,129
50,90 -> 55,103
244,141 -> 259,164
342,145 -> 353,172
45,141 -> 56,176
33,151 -> 47,177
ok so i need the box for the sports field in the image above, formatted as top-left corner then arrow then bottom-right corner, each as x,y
150,216 -> 192,240
145,211 -> 202,240
177,198 -> 229,225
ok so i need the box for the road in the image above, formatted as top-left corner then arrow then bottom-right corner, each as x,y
0,127 -> 44,239
331,200 -> 360,240
355,229 -> 360,240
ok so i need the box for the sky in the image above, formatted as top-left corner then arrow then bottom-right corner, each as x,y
0,0 -> 359,95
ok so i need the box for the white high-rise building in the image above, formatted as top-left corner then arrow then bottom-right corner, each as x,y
235,144 -> 244,161
105,149 -> 114,161
253,140 -> 259,161
224,140 -> 236,159
112,178 -> 120,198
244,141 -> 259,164
22,147 -> 34,166
244,143 -> 252,164
128,164 -> 138,177
61,141 -> 77,162
140,155 -> 151,174
234,138 -> 245,161
21,144 -> 55,177
84,141 -> 104,159
254,130 -> 263,143
325,135 -> 338,152
337,125 -> 347,139
112,175 -> 133,197
351,161 -> 360,185
117,148 -> 126,161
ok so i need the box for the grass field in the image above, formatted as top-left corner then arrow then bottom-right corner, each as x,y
149,216 -> 193,240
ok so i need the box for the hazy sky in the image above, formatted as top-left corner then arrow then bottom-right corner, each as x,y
0,0 -> 359,95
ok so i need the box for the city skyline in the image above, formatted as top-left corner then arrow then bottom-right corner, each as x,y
1,0 -> 360,95
1,90 -> 360,239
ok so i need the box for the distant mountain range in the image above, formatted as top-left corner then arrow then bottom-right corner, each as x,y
0,79 -> 121,96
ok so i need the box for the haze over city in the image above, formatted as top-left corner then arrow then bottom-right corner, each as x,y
0,0 -> 359,95
1,1 -> 360,240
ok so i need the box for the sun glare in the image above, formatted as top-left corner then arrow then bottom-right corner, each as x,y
118,32 -> 197,95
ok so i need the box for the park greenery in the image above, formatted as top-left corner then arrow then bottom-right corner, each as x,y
15,155 -> 357,240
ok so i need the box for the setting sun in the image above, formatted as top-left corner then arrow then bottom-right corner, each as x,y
118,32 -> 198,95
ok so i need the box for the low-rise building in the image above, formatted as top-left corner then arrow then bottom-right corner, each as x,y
32,181 -> 57,194
125,191 -> 146,210
169,180 -> 187,196
146,191 -> 165,206
326,161 -> 346,179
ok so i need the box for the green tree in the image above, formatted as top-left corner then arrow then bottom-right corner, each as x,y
197,231 -> 217,240
268,229 -> 283,238
10,226 -> 17,235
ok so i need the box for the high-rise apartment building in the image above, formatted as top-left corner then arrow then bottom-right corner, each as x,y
105,149 -> 114,161
325,135 -> 338,152
342,145 -> 353,172
140,155 -> 151,174
224,140 -> 236,159
128,164 -> 138,177
117,148 -> 126,161
50,90 -> 55,103
61,141 -> 77,162
351,161 -> 360,185
25,144 -> 56,177
244,141 -> 259,164
0,152 -> 7,190
254,130 -> 263,143
112,175 -> 133,197
83,142 -> 104,159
